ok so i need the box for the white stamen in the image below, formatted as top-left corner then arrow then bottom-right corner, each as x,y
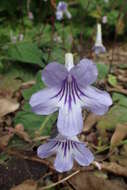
95,23 -> 102,46
65,53 -> 74,71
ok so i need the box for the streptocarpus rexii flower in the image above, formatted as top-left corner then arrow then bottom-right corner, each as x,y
29,53 -> 112,137
93,23 -> 106,54
102,16 -> 107,24
37,134 -> 94,172
56,1 -> 72,20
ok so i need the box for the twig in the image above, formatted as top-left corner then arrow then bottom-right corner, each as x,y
33,136 -> 50,142
38,170 -> 80,190
100,162 -> 127,177
107,86 -> 127,96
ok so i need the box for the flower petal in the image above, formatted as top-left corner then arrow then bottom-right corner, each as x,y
37,141 -> 57,159
93,45 -> 106,54
70,58 -> 98,87
42,62 -> 68,87
54,151 -> 73,172
29,88 -> 59,115
57,103 -> 83,137
81,86 -> 112,115
56,11 -> 63,20
73,143 -> 94,166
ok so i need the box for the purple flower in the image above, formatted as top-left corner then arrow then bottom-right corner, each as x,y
56,1 -> 72,20
28,11 -> 34,20
37,134 -> 94,172
102,16 -> 107,24
93,23 -> 106,54
93,46 -> 106,55
57,1 -> 67,12
29,53 -> 112,137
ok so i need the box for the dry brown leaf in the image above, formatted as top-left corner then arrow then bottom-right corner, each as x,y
69,171 -> 127,190
100,162 -> 127,177
7,149 -> 54,171
83,113 -> 101,132
116,17 -> 125,35
50,0 -> 56,8
21,80 -> 36,89
107,86 -> 127,96
0,133 -> 14,148
10,179 -> 38,190
15,130 -> 32,143
4,124 -> 31,144
0,98 -> 19,118
111,123 -> 127,147
118,75 -> 127,82
14,124 -> 32,143
6,124 -> 32,143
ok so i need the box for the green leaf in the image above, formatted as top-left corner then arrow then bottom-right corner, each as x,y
96,63 -> 109,80
97,105 -> 127,132
107,10 -> 119,26
49,45 -> 65,64
90,10 -> 101,19
112,93 -> 127,107
8,42 -> 43,66
14,70 -> 57,138
108,74 -> 117,87
14,111 -> 57,138
22,71 -> 45,100
0,63 -> 35,97
55,24 -> 73,51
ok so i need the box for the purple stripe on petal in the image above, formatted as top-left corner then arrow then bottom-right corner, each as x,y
37,141 -> 57,159
59,80 -> 66,101
52,80 -> 65,99
71,79 -> 76,103
62,142 -> 64,149
68,83 -> 72,109
68,141 -> 70,151
73,78 -> 82,100
37,134 -> 94,172
64,141 -> 67,157
64,81 -> 69,104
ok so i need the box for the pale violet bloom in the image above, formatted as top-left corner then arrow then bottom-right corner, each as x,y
18,34 -> 24,41
93,23 -> 106,54
28,11 -> 34,20
104,0 -> 109,3
29,53 -> 112,137
56,1 -> 72,20
37,134 -> 94,172
102,16 -> 107,24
